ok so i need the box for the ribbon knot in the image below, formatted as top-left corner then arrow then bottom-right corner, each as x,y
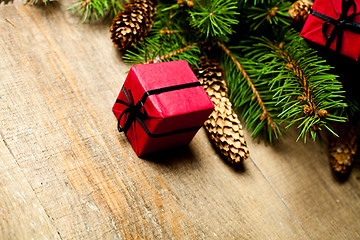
116,87 -> 148,134
317,0 -> 360,51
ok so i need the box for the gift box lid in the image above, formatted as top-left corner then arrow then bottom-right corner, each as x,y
318,0 -> 360,18
129,60 -> 213,118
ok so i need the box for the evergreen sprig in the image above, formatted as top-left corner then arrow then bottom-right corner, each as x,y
218,42 -> 283,142
26,0 -> 50,4
188,0 -> 239,41
66,0 -> 127,23
246,0 -> 291,31
239,32 -> 347,141
123,34 -> 202,66
238,0 -> 266,7
123,0 -> 203,66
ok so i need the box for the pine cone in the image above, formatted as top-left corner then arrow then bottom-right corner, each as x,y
328,122 -> 358,174
288,0 -> 313,24
110,0 -> 157,51
193,58 -> 249,165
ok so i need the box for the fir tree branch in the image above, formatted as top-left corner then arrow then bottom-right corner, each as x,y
144,42 -> 200,64
242,32 -> 347,141
246,1 -> 291,31
123,33 -> 202,66
188,0 -> 239,41
26,0 -> 50,4
123,1 -> 203,66
66,0 -> 128,23
270,41 -> 320,117
217,41 -> 274,128
239,0 -> 266,7
217,41 -> 281,142
159,28 -> 190,35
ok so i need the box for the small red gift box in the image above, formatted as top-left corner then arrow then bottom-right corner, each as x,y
300,0 -> 360,60
112,60 -> 214,156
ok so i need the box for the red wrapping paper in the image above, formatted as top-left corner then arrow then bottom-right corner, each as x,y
300,0 -> 360,60
112,60 -> 214,156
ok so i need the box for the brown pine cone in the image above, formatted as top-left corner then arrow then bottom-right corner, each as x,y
110,0 -> 157,51
328,122 -> 358,174
288,0 -> 313,24
193,58 -> 249,165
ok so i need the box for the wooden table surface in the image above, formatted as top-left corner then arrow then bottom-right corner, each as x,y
1,2 -> 359,239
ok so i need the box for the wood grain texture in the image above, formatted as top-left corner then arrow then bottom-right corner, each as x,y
0,136 -> 61,239
0,2 -> 359,239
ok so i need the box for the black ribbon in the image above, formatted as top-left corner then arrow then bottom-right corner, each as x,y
116,81 -> 202,138
310,0 -> 360,51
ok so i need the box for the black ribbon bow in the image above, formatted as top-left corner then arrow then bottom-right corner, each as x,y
116,87 -> 148,134
115,81 -> 203,138
310,0 -> 360,51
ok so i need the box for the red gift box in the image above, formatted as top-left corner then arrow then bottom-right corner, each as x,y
112,60 -> 214,156
300,0 -> 360,60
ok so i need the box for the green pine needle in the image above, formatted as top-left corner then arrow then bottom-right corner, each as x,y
188,0 -> 239,41
241,31 -> 347,141
26,0 -> 50,4
123,33 -> 202,66
218,42 -> 283,143
243,0 -> 291,32
66,0 -> 127,23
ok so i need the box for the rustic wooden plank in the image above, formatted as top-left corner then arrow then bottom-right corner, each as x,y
0,135 -> 61,239
0,1 -> 359,239
247,134 -> 360,239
